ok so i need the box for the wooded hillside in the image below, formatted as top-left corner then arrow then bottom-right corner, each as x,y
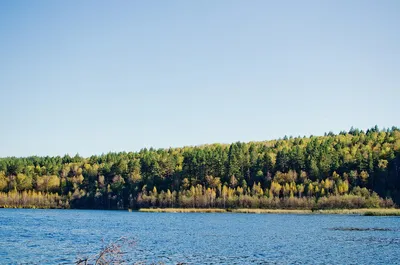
1,126 -> 399,209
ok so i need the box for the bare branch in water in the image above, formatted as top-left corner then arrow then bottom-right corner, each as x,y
75,237 -> 187,265
76,237 -> 134,265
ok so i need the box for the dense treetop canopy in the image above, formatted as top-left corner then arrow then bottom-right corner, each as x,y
0,126 -> 399,209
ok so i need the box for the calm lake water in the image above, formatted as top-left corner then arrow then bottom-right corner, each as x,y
0,209 -> 399,264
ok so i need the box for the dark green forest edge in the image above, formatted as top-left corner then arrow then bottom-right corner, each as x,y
1,126 -> 400,211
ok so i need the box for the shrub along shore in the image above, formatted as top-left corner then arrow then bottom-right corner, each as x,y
0,190 -> 394,210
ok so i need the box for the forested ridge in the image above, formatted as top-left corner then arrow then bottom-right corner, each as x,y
1,126 -> 399,210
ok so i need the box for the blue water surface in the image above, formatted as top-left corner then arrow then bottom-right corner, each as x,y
0,209 -> 399,264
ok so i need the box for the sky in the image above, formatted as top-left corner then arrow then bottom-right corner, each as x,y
0,0 -> 399,157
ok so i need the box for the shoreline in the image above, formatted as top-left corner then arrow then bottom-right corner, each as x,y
1,207 -> 399,216
138,208 -> 400,216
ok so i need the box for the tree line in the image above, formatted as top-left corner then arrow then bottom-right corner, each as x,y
0,126 -> 399,209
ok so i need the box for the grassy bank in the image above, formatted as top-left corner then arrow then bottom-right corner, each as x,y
138,208 -> 226,213
138,208 -> 311,214
138,208 -> 400,216
230,209 -> 312,214
315,208 -> 400,215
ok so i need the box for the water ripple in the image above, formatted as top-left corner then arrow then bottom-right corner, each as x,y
0,209 -> 399,264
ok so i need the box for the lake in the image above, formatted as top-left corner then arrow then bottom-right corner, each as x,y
0,209 -> 399,264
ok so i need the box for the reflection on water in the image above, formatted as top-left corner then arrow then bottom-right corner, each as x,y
0,209 -> 399,264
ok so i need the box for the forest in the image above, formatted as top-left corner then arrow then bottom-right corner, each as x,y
0,126 -> 399,210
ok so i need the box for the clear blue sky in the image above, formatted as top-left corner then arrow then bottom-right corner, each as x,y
0,1 -> 399,157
